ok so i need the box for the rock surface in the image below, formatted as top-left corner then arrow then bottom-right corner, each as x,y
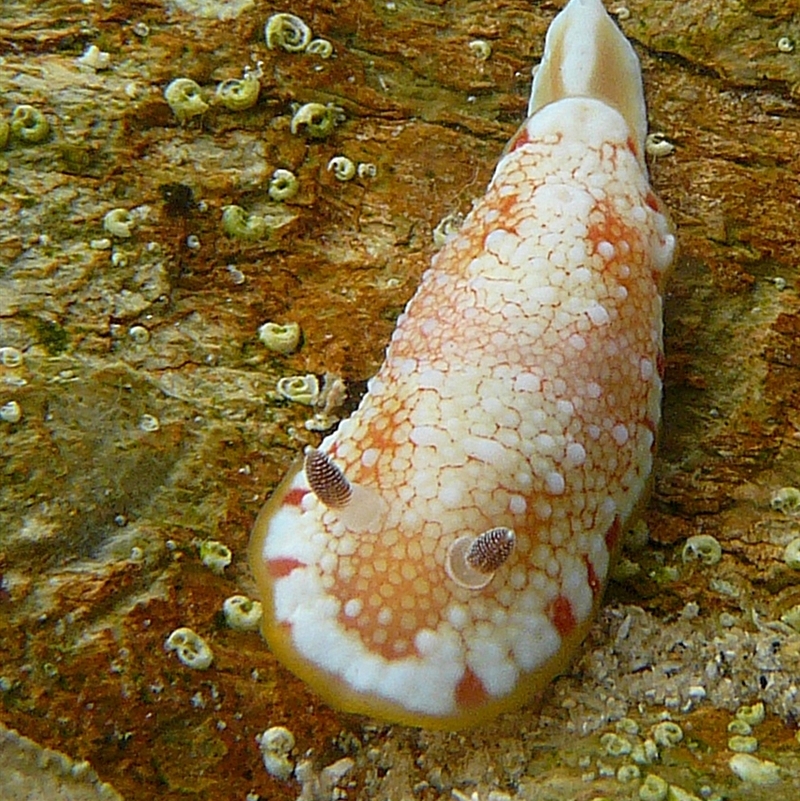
1,0 -> 800,799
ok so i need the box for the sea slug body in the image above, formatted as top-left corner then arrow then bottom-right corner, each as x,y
250,0 -> 675,728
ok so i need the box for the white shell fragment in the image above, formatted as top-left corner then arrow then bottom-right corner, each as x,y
729,753 -> 780,785
77,44 -> 111,71
164,627 -> 214,670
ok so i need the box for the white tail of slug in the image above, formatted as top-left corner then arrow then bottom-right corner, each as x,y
529,0 -> 647,167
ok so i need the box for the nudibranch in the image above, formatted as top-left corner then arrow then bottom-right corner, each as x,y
250,0 -> 675,729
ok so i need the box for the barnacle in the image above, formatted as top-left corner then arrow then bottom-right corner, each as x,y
681,534 -> 722,566
222,203 -> 297,240
222,595 -> 263,631
600,732 -> 632,757
327,155 -> 355,181
103,208 -> 135,238
258,321 -> 301,354
0,401 -> 21,423
277,374 -> 319,405
265,12 -> 311,52
164,627 -> 213,670
215,73 -> 260,111
616,765 -> 640,783
728,718 -> 752,736
11,105 -> 50,144
432,211 -> 464,247
0,346 -> 23,367
729,735 -> 758,754
268,168 -> 299,201
616,718 -> 640,736
306,38 -> 333,59
736,702 -> 765,726
631,739 -> 659,766
290,102 -> 343,139
128,325 -> 150,344
645,132 -> 675,157
651,721 -> 683,747
770,486 -> 800,514
777,36 -> 795,53
638,775 -> 668,801
468,39 -> 492,60
258,726 -> 295,780
139,414 -> 160,432
199,539 -> 232,574
164,78 -> 209,123
357,162 -> 377,178
221,205 -> 270,240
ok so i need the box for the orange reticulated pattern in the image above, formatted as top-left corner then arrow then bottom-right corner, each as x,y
253,99 -> 674,727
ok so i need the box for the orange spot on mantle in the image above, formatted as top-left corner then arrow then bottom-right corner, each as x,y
455,668 -> 490,709
548,595 -> 577,637
604,515 -> 622,552
283,488 -> 308,507
645,191 -> 661,212
584,555 -> 601,597
508,127 -> 531,153
268,557 -> 305,578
